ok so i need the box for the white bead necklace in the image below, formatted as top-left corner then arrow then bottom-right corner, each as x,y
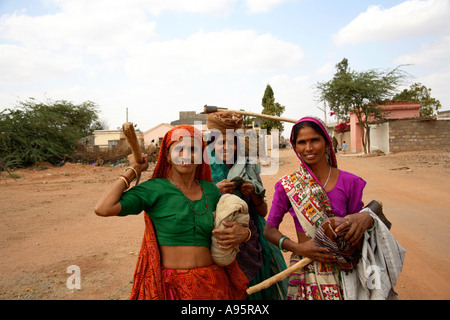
322,165 -> 332,189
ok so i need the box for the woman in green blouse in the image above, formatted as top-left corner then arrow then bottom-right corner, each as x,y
94,125 -> 248,300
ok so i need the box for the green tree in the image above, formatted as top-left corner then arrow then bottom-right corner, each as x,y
316,58 -> 409,153
0,98 -> 102,168
393,82 -> 442,117
261,84 -> 285,134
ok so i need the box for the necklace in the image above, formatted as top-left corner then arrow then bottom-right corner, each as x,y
322,165 -> 332,189
169,178 -> 208,215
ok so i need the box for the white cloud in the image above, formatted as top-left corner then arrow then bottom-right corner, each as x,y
0,44 -> 83,84
316,62 -> 335,76
419,71 -> 450,100
121,29 -> 305,129
49,0 -> 238,16
124,29 -> 304,80
396,35 -> 450,67
0,0 -> 306,131
267,75 -> 320,115
244,0 -> 292,13
333,0 -> 450,46
395,35 -> 450,109
0,4 -> 158,58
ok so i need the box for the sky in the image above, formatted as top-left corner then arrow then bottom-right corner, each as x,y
1,0 -> 449,136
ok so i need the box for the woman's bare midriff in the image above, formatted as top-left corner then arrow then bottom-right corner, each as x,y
159,245 -> 213,269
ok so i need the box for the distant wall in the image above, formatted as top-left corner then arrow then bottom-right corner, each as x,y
389,118 -> 450,152
370,122 -> 390,154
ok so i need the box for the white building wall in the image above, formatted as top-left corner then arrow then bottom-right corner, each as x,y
369,122 -> 390,154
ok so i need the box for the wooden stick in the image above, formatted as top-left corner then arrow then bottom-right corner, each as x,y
122,122 -> 143,163
203,105 -> 298,123
246,257 -> 312,295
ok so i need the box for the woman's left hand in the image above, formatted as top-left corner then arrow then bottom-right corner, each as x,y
216,179 -> 237,194
334,211 -> 374,246
212,221 -> 249,250
240,180 -> 255,196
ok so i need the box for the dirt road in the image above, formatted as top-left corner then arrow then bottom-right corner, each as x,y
0,148 -> 449,300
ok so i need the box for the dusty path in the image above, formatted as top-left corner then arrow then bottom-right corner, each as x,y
0,148 -> 449,300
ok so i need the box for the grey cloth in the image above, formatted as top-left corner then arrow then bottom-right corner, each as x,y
341,208 -> 406,300
226,159 -> 265,282
227,159 -> 266,198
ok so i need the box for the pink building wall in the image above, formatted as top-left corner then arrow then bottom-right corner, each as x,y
349,101 -> 421,153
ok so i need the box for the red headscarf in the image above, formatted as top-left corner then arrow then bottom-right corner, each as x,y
151,124 -> 212,182
130,125 -> 212,300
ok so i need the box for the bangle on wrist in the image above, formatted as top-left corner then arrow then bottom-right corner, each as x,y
125,166 -> 139,179
119,175 -> 130,190
278,235 -> 289,252
366,219 -> 376,232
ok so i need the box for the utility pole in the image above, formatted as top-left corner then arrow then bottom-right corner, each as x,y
317,101 -> 327,125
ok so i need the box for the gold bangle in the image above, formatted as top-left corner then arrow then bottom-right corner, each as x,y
119,176 -> 129,190
125,166 -> 138,180
244,228 -> 252,242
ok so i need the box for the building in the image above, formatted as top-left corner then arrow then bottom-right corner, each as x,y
438,110 -> 450,120
349,101 -> 421,153
92,129 -> 143,150
170,111 -> 208,132
143,123 -> 174,147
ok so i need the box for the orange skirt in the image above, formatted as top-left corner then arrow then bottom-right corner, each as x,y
130,214 -> 248,300
162,261 -> 248,300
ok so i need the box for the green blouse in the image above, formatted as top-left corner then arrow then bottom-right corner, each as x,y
118,178 -> 221,248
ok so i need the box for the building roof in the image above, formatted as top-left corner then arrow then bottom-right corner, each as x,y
378,101 -> 421,111
143,123 -> 174,134
170,111 -> 207,126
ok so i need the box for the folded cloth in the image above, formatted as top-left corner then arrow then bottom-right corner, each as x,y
314,218 -> 361,272
341,208 -> 406,300
211,194 -> 249,266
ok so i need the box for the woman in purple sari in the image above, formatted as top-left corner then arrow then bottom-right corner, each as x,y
264,116 -> 374,300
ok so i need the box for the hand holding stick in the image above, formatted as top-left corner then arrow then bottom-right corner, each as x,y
122,122 -> 143,184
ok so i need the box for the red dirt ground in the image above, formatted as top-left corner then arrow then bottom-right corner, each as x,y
0,148 -> 449,300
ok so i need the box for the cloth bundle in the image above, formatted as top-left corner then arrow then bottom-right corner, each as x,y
211,194 -> 249,266
313,218 -> 361,272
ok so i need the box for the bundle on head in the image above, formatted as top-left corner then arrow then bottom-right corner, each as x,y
206,111 -> 243,134
211,194 -> 249,266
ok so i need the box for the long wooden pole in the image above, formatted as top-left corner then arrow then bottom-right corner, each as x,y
202,105 -> 297,123
246,257 -> 312,295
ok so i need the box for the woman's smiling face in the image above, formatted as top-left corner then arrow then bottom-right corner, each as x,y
167,136 -> 201,174
294,125 -> 327,166
214,134 -> 237,164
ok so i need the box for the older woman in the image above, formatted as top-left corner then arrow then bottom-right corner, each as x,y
264,117 -> 374,300
206,112 -> 288,300
94,125 -> 248,300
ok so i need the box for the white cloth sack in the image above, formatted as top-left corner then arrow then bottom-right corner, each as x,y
211,194 -> 249,266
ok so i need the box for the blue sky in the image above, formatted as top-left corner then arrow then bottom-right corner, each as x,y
1,0 -> 449,136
